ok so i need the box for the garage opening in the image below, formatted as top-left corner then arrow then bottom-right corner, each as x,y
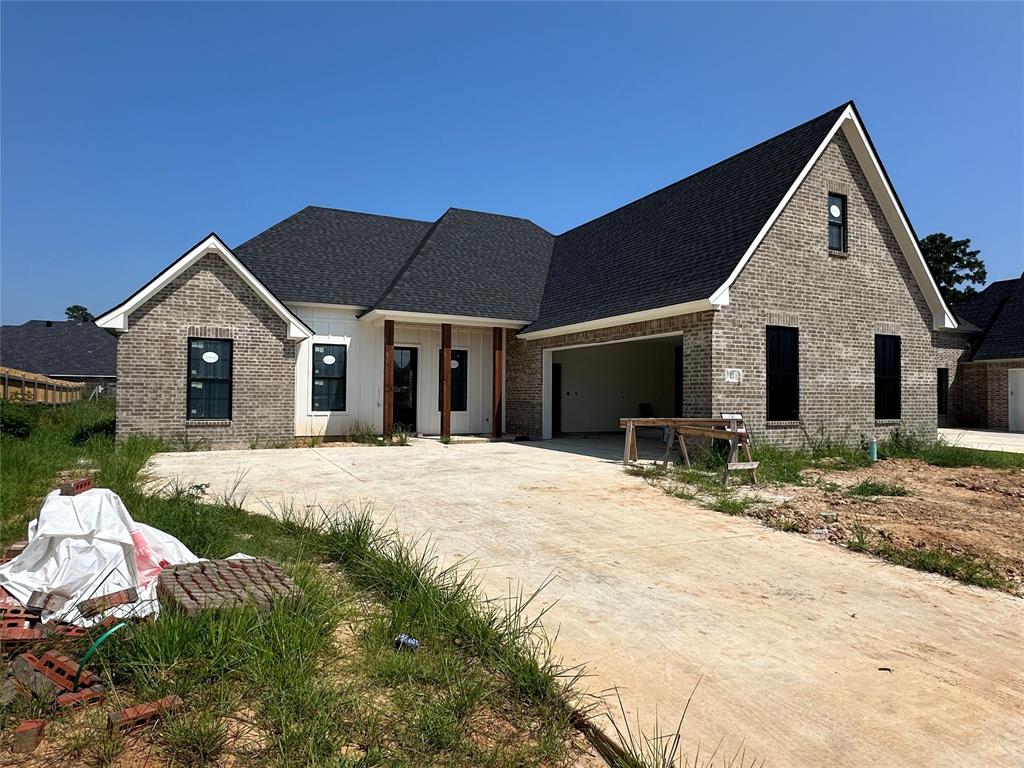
548,335 -> 683,436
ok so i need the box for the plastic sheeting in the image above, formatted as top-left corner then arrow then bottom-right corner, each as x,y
0,488 -> 198,626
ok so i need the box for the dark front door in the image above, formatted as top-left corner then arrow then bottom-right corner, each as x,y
394,347 -> 418,431
674,346 -> 685,417
551,362 -> 562,435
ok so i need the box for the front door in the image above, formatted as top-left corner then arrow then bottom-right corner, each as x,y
1010,369 -> 1024,432
394,347 -> 418,432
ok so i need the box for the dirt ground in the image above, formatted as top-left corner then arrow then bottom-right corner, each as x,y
744,459 -> 1024,593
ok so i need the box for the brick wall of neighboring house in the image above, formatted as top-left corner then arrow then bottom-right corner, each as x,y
116,253 -> 297,446
711,131 -> 946,447
934,332 -> 970,428
957,360 -> 1024,430
505,312 -> 714,437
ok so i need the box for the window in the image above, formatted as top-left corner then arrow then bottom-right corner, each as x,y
312,343 -> 347,411
828,193 -> 847,251
437,349 -> 468,412
937,367 -> 949,416
766,326 -> 799,422
874,335 -> 901,420
188,338 -> 232,420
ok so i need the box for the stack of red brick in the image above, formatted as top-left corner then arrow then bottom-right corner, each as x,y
157,557 -> 300,615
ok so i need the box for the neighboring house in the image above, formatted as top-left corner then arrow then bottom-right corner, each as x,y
0,320 -> 117,395
939,275 -> 1024,432
97,101 -> 966,447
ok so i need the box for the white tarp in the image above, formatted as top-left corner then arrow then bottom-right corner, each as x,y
0,488 -> 198,626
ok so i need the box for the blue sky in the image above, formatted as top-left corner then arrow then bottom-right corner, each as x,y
2,2 -> 1021,324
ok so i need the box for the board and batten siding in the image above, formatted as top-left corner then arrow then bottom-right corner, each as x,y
290,304 -> 496,437
392,323 -> 495,436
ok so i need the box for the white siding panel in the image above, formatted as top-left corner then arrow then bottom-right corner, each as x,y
292,305 -> 384,436
394,323 -> 494,435
290,306 -> 494,437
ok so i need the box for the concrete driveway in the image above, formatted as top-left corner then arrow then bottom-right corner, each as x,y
147,437 -> 1024,767
939,427 -> 1024,454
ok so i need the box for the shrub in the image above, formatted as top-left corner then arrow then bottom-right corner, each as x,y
0,400 -> 36,438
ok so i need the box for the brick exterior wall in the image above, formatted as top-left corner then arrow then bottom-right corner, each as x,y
956,360 -> 1023,430
934,333 -> 970,428
116,253 -> 297,446
505,312 -> 713,437
711,132 -> 947,446
507,132 -> 958,446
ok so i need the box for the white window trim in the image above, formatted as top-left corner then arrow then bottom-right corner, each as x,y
308,335 -> 351,416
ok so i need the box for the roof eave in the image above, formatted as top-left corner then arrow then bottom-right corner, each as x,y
517,296 -> 720,341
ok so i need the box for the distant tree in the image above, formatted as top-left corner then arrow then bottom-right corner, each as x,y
65,305 -> 94,322
918,233 -> 987,304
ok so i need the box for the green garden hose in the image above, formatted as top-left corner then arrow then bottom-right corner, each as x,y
72,621 -> 126,691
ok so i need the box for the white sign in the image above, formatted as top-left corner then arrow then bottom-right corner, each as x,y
829,204 -> 842,218
451,359 -> 459,369
723,368 -> 743,384
202,351 -> 219,364
323,354 -> 336,365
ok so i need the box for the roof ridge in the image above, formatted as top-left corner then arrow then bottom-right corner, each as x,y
446,207 -> 552,231
554,101 -> 851,239
359,210 -> 451,315
304,205 -> 434,225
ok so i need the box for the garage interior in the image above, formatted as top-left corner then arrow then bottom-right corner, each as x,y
549,335 -> 683,435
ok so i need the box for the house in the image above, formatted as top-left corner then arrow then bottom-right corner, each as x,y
0,320 -> 117,396
941,275 -> 1024,432
97,101 -> 969,447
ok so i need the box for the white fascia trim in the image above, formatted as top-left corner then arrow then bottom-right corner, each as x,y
708,105 -> 957,330
360,309 -> 528,329
516,297 -> 718,341
287,302 -> 368,312
841,111 -> 957,330
95,234 -> 313,340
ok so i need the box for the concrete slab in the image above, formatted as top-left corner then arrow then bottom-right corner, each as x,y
147,437 -> 1024,767
939,427 -> 1024,454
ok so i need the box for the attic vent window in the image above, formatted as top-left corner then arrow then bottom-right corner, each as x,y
828,193 -> 847,252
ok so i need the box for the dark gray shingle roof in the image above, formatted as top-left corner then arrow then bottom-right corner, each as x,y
227,105 -> 853,329
234,207 -> 434,306
0,320 -> 117,377
370,208 -> 554,321
525,103 -> 851,332
956,276 -> 1024,361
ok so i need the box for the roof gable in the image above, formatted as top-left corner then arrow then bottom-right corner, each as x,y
521,102 -> 957,338
95,234 -> 312,340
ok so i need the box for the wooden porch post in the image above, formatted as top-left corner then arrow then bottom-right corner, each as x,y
383,319 -> 395,435
441,323 -> 452,439
492,327 -> 503,437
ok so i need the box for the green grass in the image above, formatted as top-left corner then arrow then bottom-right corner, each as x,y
0,400 -> 588,766
845,479 -> 910,497
846,525 -> 1009,591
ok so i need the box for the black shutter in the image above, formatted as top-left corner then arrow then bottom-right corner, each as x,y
937,368 -> 949,416
874,335 -> 901,420
766,326 -> 799,422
